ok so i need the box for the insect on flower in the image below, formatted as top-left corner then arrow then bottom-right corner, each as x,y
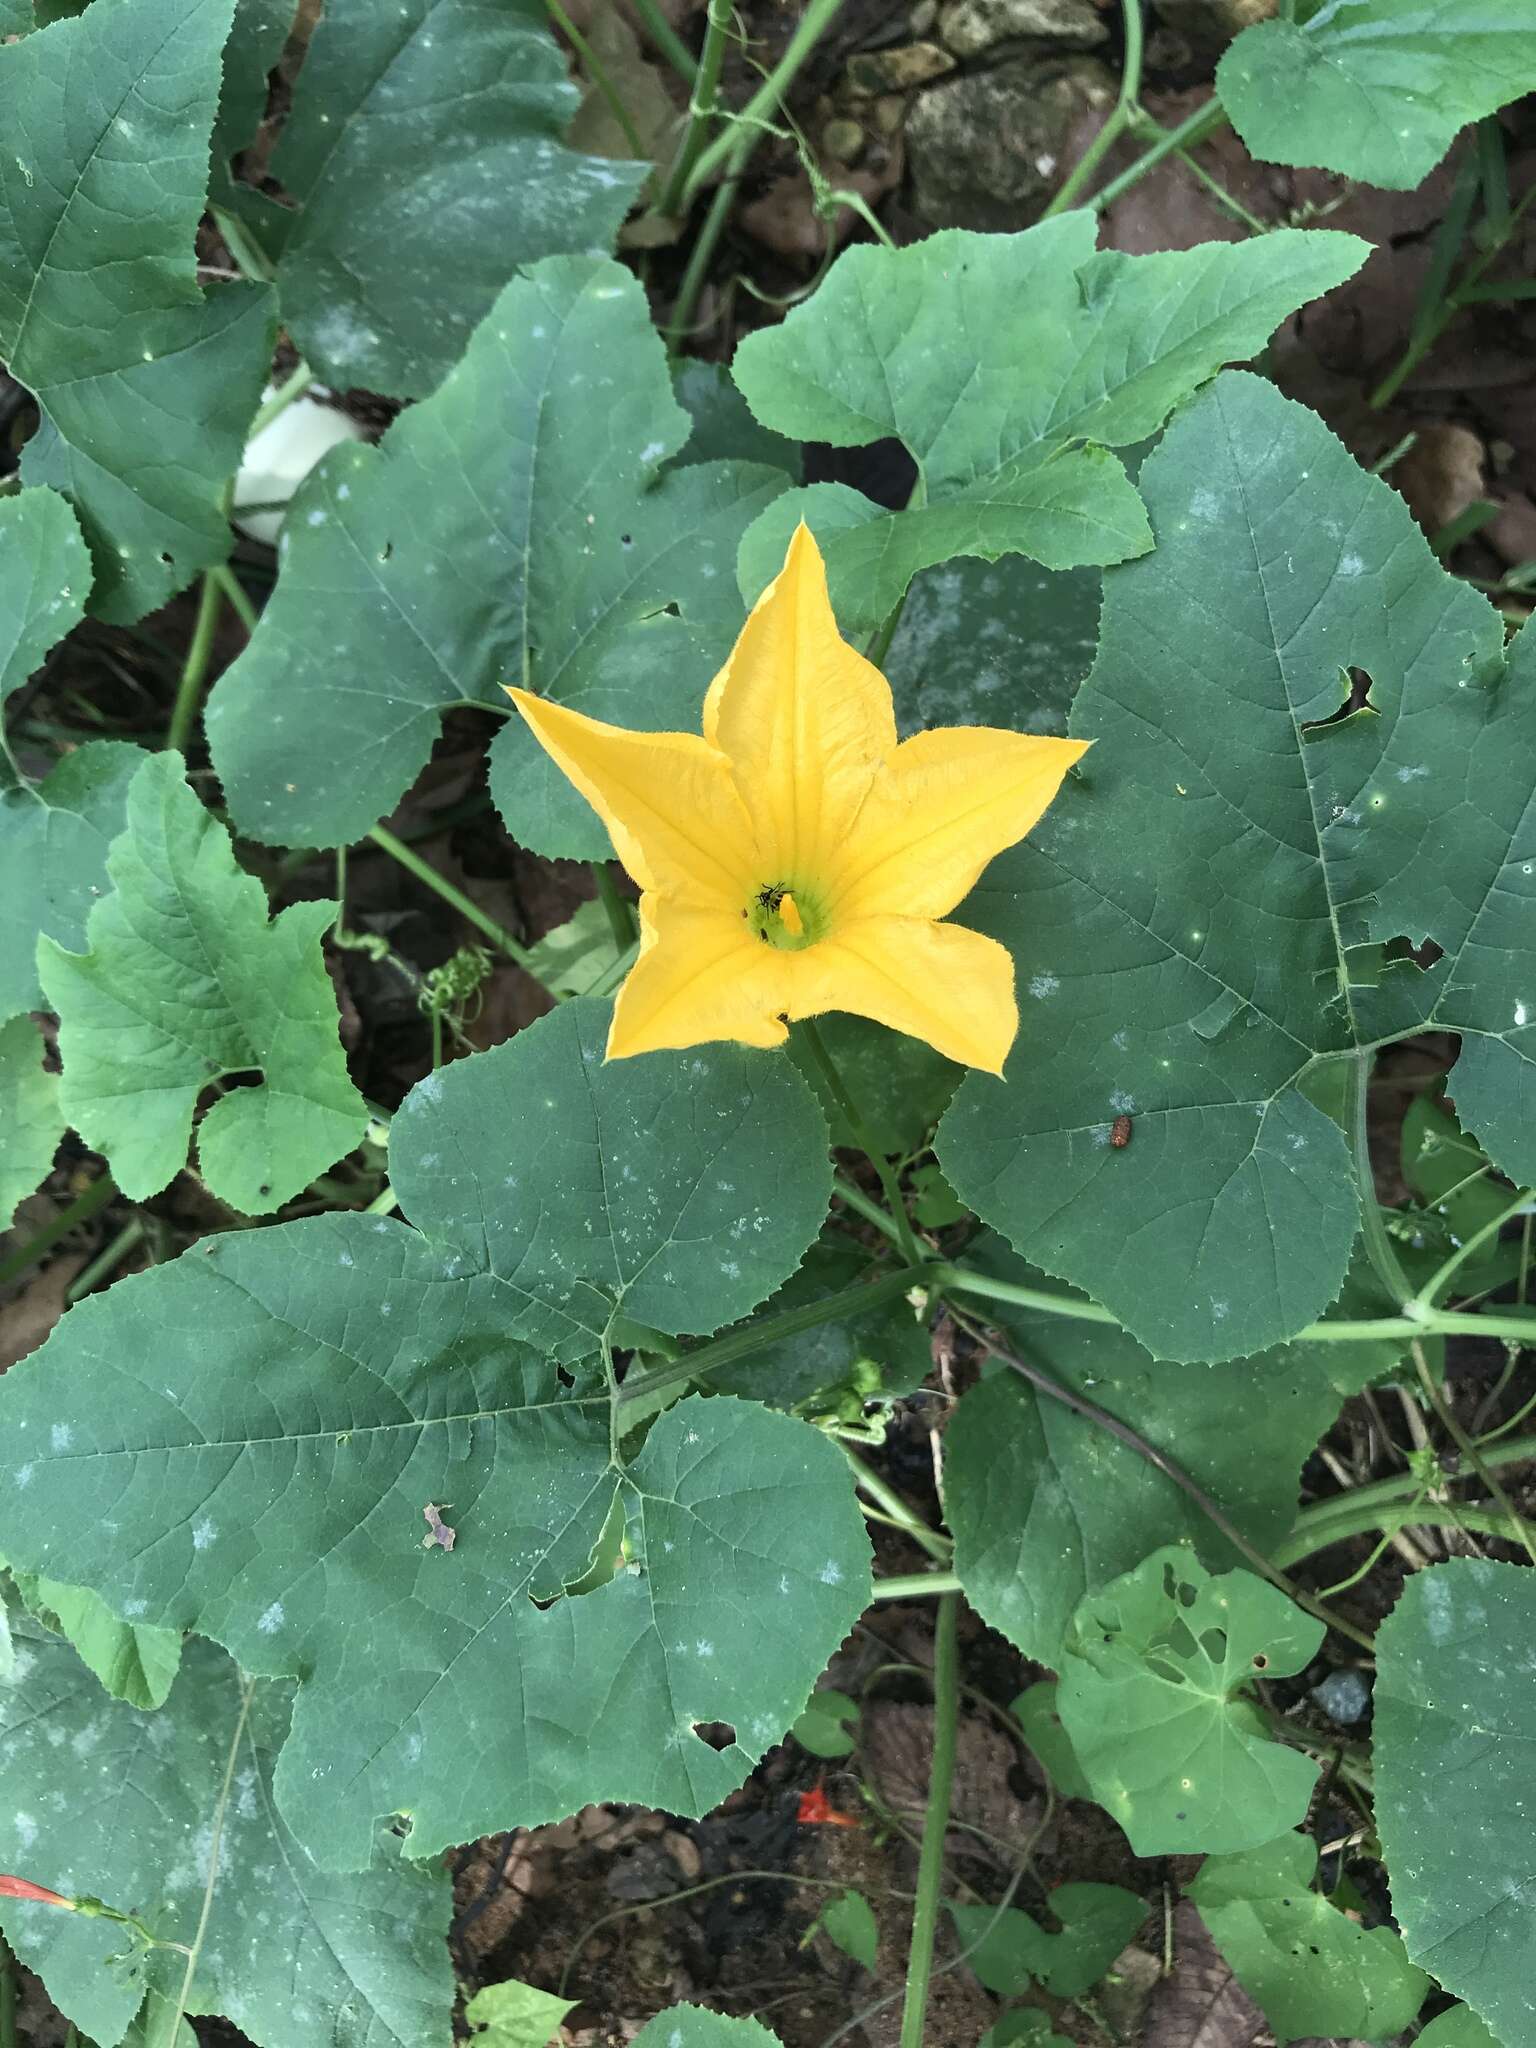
509,524 -> 1087,1073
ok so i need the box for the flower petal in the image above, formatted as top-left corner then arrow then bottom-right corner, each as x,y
703,523 -> 896,880
508,689 -> 756,904
608,896 -> 790,1058
836,727 -> 1090,920
802,915 -> 1019,1073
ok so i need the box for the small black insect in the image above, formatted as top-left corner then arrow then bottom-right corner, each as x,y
1110,1114 -> 1133,1149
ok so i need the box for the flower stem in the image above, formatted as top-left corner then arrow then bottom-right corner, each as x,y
1043,0 -> 1146,217
165,571 -> 223,754
210,563 -> 259,635
367,825 -> 550,984
591,861 -> 637,951
795,1017 -> 926,1269
898,1590 -> 959,2048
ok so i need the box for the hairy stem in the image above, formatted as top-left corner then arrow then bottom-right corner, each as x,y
368,825 -> 551,986
165,572 -> 223,754
682,0 -> 847,202
1043,0 -> 1145,216
655,0 -> 732,215
898,1592 -> 960,2048
796,1017 -> 926,1269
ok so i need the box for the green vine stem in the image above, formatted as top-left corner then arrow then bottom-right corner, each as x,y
0,1173 -> 117,1291
165,571 -> 223,754
591,860 -> 637,951
795,1017 -> 926,1269
839,1442 -> 953,1563
1286,1432 -> 1536,1539
872,1570 -> 962,1601
1087,94 -> 1228,215
626,0 -> 699,85
1042,0 -> 1145,217
544,0 -> 649,162
898,1590 -> 960,2048
1410,1339 -> 1536,1565
367,825 -> 552,987
1349,1050 -> 1414,1308
681,0 -> 847,204
665,129 -> 756,353
210,563 -> 259,635
654,0 -> 732,215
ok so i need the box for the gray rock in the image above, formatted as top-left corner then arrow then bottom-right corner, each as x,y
1311,1667 -> 1372,1726
942,0 -> 1109,58
1153,0 -> 1276,55
906,55 -> 1114,231
846,41 -> 955,95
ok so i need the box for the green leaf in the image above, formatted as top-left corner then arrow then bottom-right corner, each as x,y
1188,1834 -> 1430,2045
37,752 -> 368,1213
0,0 -> 275,621
1010,1680 -> 1092,1801
787,1013 -> 959,1158
0,489 -> 90,717
1396,1093 -> 1525,1299
884,557 -> 1100,742
938,369 -> 1515,1361
674,361 -> 801,477
981,2014 -> 1072,2048
1056,1548 -> 1324,1857
814,1889 -> 879,1971
6,1567 -> 180,1711
0,1016 -> 63,1225
791,1686 -> 859,1759
1415,2009 -> 1505,2048
243,0 -> 643,397
520,899 -> 625,1001
730,221 -> 1368,634
944,1237 -> 1399,1666
633,2010 -> 788,2048
207,255 -> 786,855
391,998 -> 833,1359
211,0 -> 296,177
0,1617 -> 454,2048
0,742 -> 142,1023
708,1238 -> 931,1412
0,1025 -> 863,1868
950,1885 -> 1146,1999
464,1978 -> 577,2048
1218,1 -> 1536,189
1375,1559 -> 1536,2041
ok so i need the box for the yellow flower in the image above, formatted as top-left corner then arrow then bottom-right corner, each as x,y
508,526 -> 1088,1072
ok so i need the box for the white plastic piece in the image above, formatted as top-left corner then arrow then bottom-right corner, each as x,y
232,387 -> 365,545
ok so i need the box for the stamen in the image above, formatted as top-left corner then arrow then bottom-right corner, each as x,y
779,892 -> 804,938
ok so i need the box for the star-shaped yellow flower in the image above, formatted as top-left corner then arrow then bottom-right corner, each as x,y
508,526 -> 1088,1072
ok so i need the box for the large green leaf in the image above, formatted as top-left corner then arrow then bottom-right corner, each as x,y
0,1009 -> 860,1870
938,370 -> 1520,1361
207,256 -> 786,855
5,1566 -> 180,1711
0,1015 -> 62,1224
0,0 -> 275,621
37,753 -> 368,1213
1056,1549 -> 1324,1856
1188,1834 -> 1429,2045
0,1616 -> 453,2048
633,2011 -> 787,2048
1376,1560 -> 1536,2041
1218,1 -> 1536,189
390,997 -> 833,1359
241,0 -> 644,397
729,220 -> 1367,634
0,742 -> 142,1022
945,1238 -> 1399,1666
0,489 -> 89,722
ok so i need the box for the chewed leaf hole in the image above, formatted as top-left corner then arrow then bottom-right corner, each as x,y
692,1720 -> 737,1751
1302,665 -> 1377,737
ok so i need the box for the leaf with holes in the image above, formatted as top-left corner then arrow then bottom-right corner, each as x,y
207,255 -> 786,855
1055,1548 -> 1324,1857
729,221 -> 1367,634
1218,1 -> 1536,189
936,369 -> 1532,1362
1188,1834 -> 1430,2046
37,753 -> 368,1214
0,0 -> 275,621
234,0 -> 644,397
0,1615 -> 454,2048
1375,1559 -> 1536,2042
945,1237 -> 1400,1666
0,1002 -> 861,1870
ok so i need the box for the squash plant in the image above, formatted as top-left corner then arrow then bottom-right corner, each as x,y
3,2 -> 1536,2046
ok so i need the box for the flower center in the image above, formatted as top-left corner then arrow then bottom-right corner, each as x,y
746,881 -> 825,951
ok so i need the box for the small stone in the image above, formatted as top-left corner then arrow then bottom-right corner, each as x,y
872,94 -> 908,136
906,55 -> 1114,230
822,116 -> 866,165
1153,0 -> 1276,55
941,0 -> 1109,57
846,41 -> 956,95
1311,1668 -> 1372,1726
910,0 -> 939,30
